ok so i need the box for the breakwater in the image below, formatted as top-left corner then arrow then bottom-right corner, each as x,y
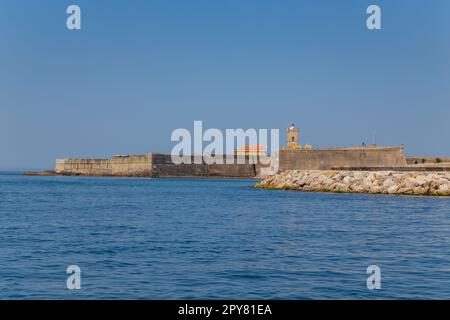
255,170 -> 450,196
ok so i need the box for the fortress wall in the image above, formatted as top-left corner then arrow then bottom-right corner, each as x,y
206,164 -> 256,178
55,147 -> 406,177
151,163 -> 209,177
55,158 -> 112,175
110,155 -> 153,176
55,153 -> 261,178
279,146 -> 407,171
55,154 -> 152,177
54,147 -> 408,177
151,154 -> 258,178
151,154 -> 208,177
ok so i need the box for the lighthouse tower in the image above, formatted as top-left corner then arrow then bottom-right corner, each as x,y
286,123 -> 300,149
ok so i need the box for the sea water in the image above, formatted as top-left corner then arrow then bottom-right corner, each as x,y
1,172 -> 450,299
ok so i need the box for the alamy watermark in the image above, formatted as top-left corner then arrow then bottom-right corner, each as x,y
66,5 -> 81,30
170,121 -> 279,165
367,5 -> 382,30
66,265 -> 81,290
367,265 -> 381,290
65,4 -> 381,31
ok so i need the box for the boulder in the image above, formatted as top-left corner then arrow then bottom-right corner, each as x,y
387,185 -> 399,194
383,178 -> 395,188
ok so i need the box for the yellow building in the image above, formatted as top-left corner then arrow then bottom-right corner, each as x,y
235,146 -> 267,156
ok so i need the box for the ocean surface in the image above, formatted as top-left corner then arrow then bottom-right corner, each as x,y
1,172 -> 450,299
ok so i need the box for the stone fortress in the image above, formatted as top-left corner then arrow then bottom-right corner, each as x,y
255,124 -> 450,196
278,124 -> 407,171
51,123 -> 450,178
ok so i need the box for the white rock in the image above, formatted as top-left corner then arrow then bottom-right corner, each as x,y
383,178 -> 395,188
343,176 -> 352,184
256,170 -> 450,196
387,185 -> 399,194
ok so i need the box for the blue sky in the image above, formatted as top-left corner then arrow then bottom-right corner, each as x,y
1,0 -> 449,169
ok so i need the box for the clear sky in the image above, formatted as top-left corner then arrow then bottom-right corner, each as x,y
1,0 -> 449,170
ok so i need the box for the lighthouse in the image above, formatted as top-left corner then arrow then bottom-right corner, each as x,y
286,123 -> 300,149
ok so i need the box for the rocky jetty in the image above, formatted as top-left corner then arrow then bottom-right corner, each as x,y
255,170 -> 450,196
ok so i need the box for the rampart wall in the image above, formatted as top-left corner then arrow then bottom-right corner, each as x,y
279,146 -> 407,171
55,155 -> 153,177
55,146 -> 409,178
55,154 -> 264,178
